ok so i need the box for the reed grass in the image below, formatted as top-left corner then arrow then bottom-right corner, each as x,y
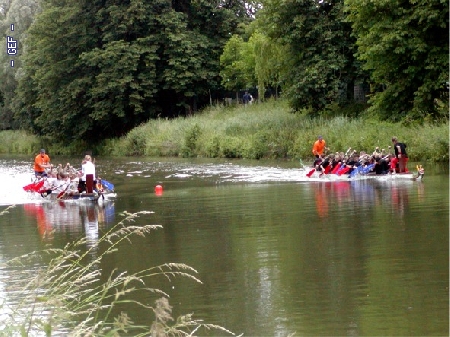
0,211 -> 239,336
106,100 -> 449,162
0,100 -> 448,162
0,130 -> 41,154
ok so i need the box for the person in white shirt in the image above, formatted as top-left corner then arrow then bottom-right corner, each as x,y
78,155 -> 96,192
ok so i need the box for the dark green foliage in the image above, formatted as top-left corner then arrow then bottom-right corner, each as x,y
14,0 -> 247,142
220,136 -> 243,158
181,124 -> 201,157
0,0 -> 40,130
346,0 -> 449,121
126,128 -> 148,156
259,0 -> 362,113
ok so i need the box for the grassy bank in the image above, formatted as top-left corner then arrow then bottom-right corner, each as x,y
1,100 -> 448,162
0,130 -> 42,154
106,100 -> 448,162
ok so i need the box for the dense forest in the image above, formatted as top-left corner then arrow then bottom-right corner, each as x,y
0,0 -> 448,143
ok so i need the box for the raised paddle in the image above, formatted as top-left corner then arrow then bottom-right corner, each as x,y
23,180 -> 44,192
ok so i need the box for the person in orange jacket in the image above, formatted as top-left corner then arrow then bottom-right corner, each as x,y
312,135 -> 328,158
34,149 -> 51,177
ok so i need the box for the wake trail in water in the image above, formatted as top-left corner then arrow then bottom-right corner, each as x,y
168,164 -> 309,182
0,162 -> 38,206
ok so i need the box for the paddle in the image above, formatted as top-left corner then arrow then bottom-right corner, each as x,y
57,181 -> 72,200
350,163 -> 375,177
23,180 -> 44,192
101,179 -> 114,192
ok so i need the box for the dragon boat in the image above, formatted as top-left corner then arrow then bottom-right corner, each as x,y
23,175 -> 115,203
305,165 -> 425,182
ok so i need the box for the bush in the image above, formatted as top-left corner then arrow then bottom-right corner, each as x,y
181,124 -> 201,158
220,136 -> 243,158
1,100 -> 448,162
201,134 -> 221,158
126,128 -> 147,156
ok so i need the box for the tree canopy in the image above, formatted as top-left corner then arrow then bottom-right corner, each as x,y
345,0 -> 449,121
0,0 -> 447,143
13,0 -> 247,142
250,0 -> 448,120
256,0 -> 361,112
0,0 -> 40,129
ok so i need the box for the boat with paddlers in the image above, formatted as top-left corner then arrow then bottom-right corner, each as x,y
301,144 -> 425,182
304,167 -> 424,182
23,175 -> 116,202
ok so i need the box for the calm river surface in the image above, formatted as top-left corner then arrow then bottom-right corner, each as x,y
0,155 -> 448,336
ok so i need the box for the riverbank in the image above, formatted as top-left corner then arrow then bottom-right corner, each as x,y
1,100 -> 448,162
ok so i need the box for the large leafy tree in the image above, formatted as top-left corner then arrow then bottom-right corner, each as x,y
0,0 -> 40,129
220,34 -> 255,98
251,30 -> 286,100
15,0 -> 246,142
257,0 -> 361,112
345,0 -> 449,121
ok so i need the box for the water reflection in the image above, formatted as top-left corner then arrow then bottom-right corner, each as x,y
310,179 -> 422,219
0,157 -> 447,336
23,201 -> 115,244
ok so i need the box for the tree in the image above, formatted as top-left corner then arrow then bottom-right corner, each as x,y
15,0 -> 247,142
257,0 -> 361,113
220,34 -> 255,99
251,30 -> 286,100
345,0 -> 449,121
0,0 -> 40,129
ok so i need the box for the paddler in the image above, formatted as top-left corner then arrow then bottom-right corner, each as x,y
34,149 -> 51,177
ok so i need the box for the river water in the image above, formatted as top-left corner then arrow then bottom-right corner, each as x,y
0,155 -> 448,336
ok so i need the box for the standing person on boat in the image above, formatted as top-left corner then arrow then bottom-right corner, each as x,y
390,136 -> 409,173
312,135 -> 327,158
34,149 -> 51,177
78,155 -> 96,192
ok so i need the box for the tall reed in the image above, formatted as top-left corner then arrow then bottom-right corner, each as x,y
1,210 -> 239,336
0,130 -> 41,154
106,100 -> 449,162
0,100 -> 448,162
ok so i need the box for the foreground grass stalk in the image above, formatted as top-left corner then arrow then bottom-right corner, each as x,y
1,211 -> 239,336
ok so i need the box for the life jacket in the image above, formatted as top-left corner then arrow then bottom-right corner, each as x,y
95,181 -> 104,192
337,167 -> 350,176
331,163 -> 343,174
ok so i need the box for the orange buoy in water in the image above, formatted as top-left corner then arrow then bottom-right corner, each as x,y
155,184 -> 163,196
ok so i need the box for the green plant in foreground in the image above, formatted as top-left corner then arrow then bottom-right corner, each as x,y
1,211 -> 239,336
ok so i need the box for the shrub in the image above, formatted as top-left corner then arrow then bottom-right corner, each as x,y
220,136 -> 243,158
181,124 -> 201,158
201,135 -> 221,158
126,128 -> 147,156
